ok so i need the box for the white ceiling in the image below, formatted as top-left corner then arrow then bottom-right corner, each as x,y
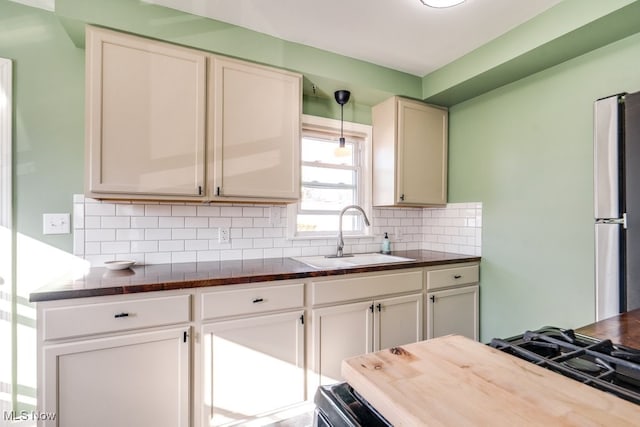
143,0 -> 563,77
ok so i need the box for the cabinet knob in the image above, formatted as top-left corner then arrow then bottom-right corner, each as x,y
454,275 -> 462,279
252,298 -> 264,304
114,312 -> 129,318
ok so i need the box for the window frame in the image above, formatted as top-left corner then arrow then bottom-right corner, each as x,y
287,114 -> 373,239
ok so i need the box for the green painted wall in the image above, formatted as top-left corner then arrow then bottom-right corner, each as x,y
2,1 -> 85,252
448,31 -> 640,341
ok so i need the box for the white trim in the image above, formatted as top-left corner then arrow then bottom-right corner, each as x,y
0,58 -> 11,230
287,114 -> 373,239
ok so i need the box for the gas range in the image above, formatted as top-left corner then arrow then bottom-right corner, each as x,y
489,326 -> 640,405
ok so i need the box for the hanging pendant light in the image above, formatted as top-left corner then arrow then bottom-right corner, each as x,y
334,90 -> 350,148
419,0 -> 465,7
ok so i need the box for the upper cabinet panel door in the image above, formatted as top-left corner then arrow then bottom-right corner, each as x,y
211,57 -> 301,200
372,96 -> 448,207
397,99 -> 448,205
85,26 -> 207,198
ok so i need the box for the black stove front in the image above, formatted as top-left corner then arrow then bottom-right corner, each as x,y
489,326 -> 640,405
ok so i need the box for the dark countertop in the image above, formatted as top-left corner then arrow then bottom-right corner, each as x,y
576,308 -> 640,350
29,250 -> 480,303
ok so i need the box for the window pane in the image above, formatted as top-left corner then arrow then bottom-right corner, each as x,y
297,214 -> 361,232
302,166 -> 355,186
300,187 -> 355,211
301,137 -> 354,165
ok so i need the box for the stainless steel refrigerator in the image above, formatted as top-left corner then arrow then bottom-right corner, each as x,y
594,91 -> 640,320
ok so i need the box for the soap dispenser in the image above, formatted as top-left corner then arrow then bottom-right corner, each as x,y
381,232 -> 391,254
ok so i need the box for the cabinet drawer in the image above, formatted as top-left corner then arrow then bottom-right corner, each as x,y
201,283 -> 304,320
312,269 -> 423,306
426,265 -> 479,291
42,294 -> 191,341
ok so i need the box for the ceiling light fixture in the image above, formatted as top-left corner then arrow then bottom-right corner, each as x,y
334,90 -> 350,148
420,0 -> 465,8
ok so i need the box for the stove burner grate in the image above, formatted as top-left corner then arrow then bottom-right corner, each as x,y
490,327 -> 640,405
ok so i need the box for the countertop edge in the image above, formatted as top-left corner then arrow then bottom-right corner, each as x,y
29,252 -> 481,302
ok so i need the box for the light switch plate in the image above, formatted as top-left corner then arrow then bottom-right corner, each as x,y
43,213 -> 71,235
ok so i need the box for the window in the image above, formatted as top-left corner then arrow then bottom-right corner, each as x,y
288,115 -> 372,238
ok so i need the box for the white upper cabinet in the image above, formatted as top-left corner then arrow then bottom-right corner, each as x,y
210,56 -> 301,201
85,25 -> 207,199
85,26 -> 302,202
372,96 -> 448,206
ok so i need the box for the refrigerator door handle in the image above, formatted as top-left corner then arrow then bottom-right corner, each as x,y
596,213 -> 627,229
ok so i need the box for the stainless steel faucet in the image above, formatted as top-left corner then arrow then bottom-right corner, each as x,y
334,205 -> 370,258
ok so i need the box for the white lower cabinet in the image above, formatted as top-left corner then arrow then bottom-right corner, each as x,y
375,294 -> 424,351
309,270 -> 424,389
311,301 -> 373,385
312,293 -> 423,386
42,327 -> 190,427
196,281 -> 306,426
36,263 -> 480,426
37,292 -> 192,427
201,311 -> 306,426
425,262 -> 480,341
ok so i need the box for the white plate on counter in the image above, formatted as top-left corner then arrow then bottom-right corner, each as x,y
104,260 -> 136,270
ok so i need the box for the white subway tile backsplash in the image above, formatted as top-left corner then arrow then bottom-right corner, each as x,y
196,206 -> 220,217
85,229 -> 115,242
145,229 -> 171,240
85,203 -> 115,216
145,205 -> 171,216
116,229 -> 145,241
159,217 -> 184,228
116,204 -> 145,217
185,217 -> 209,228
101,241 -> 130,254
73,195 -> 482,266
172,205 -> 197,217
131,216 -> 158,229
172,228 -> 197,240
131,241 -> 158,253
101,216 -> 130,229
232,217 -> 253,228
159,240 -> 184,252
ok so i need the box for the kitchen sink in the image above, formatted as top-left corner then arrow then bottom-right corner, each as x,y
292,253 -> 415,269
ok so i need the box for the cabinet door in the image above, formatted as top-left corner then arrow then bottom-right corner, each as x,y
211,57 -> 301,200
85,26 -> 207,198
311,301 -> 373,386
426,285 -> 479,340
397,99 -> 447,205
375,293 -> 423,351
202,311 -> 305,426
42,327 -> 190,427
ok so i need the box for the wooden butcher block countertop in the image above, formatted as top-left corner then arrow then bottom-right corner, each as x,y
342,335 -> 640,426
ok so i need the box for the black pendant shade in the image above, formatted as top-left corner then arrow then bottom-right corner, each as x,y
334,90 -> 350,148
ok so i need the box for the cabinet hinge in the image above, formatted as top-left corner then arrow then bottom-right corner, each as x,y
370,304 -> 374,313
376,303 -> 382,312
430,295 -> 435,303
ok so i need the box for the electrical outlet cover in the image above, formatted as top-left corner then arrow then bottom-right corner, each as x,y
218,227 -> 230,243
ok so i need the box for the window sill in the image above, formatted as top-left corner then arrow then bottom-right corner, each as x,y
286,233 -> 375,241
